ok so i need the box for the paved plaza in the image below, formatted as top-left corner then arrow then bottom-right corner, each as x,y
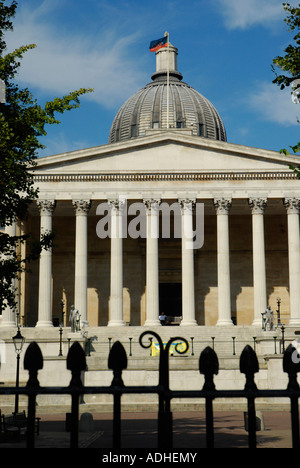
0,411 -> 294,449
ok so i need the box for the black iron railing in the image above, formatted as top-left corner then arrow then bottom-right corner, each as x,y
0,330 -> 299,449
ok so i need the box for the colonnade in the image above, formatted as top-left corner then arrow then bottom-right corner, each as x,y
2,196 -> 300,327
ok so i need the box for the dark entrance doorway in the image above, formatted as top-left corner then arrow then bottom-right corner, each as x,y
159,283 -> 182,318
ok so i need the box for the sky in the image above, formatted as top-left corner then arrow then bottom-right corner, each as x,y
3,0 -> 300,157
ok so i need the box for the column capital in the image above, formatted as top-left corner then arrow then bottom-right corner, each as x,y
108,198 -> 126,213
143,198 -> 161,212
178,198 -> 196,214
213,197 -> 232,215
284,197 -> 300,214
72,199 -> 91,215
249,197 -> 267,214
36,199 -> 56,214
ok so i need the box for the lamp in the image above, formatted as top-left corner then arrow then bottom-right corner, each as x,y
13,328 -> 25,354
12,326 -> 25,413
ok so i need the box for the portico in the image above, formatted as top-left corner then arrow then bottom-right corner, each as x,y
1,131 -> 299,329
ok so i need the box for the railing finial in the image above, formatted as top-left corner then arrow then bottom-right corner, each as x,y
108,341 -> 128,387
24,342 -> 43,388
67,341 -> 87,387
240,345 -> 259,391
199,346 -> 219,391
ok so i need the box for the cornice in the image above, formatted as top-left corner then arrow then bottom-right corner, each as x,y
33,170 -> 298,183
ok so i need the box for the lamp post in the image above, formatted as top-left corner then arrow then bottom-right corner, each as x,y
60,299 -> 65,325
58,326 -> 63,356
281,324 -> 285,354
58,300 -> 64,356
276,298 -> 281,326
13,325 -> 25,414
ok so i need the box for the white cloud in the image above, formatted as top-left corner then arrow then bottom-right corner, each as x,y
4,1 -> 147,109
216,0 -> 284,30
249,82 -> 300,126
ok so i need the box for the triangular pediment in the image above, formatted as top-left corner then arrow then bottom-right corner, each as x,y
33,132 -> 298,175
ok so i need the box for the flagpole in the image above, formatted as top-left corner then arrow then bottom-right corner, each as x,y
165,31 -> 170,129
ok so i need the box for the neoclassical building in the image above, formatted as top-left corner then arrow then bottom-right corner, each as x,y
2,43 -> 300,331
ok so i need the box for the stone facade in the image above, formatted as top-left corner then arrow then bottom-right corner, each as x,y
2,133 -> 299,329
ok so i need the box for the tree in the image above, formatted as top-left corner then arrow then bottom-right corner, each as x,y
272,3 -> 300,163
0,1 -> 93,312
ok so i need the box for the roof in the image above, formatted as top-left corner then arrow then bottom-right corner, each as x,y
108,43 -> 227,144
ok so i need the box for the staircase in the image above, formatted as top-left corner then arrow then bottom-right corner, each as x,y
85,325 -> 278,366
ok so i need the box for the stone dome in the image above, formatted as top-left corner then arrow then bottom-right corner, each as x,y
109,43 -> 227,144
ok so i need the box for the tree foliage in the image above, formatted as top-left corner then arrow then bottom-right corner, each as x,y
0,1 -> 93,312
272,3 -> 300,160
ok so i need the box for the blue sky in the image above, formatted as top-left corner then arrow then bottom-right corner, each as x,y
4,0 -> 300,157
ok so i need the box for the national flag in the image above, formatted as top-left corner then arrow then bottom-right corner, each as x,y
149,36 -> 168,52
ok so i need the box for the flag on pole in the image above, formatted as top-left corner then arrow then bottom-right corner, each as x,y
149,36 -> 168,52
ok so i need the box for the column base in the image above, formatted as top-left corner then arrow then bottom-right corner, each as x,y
289,318 -> 300,326
252,318 -> 263,327
35,321 -> 54,327
144,320 -> 161,326
0,321 -> 17,328
107,320 -> 126,327
180,320 -> 198,326
216,319 -> 234,326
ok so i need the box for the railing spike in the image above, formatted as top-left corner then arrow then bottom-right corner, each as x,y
199,346 -> 219,391
108,341 -> 127,387
240,345 -> 259,391
24,342 -> 43,388
67,341 -> 87,387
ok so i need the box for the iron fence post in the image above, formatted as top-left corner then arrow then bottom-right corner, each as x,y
108,341 -> 128,449
23,342 -> 43,448
199,346 -> 219,448
240,345 -> 259,449
67,341 -> 87,449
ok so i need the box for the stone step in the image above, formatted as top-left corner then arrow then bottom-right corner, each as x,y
86,325 -> 275,361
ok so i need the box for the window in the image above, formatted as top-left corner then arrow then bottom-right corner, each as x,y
199,124 -> 204,137
131,124 -> 137,137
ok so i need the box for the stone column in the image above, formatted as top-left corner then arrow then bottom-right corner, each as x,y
36,200 -> 56,327
284,198 -> 300,326
108,199 -> 125,327
143,198 -> 161,326
214,198 -> 233,326
73,200 -> 91,328
179,198 -> 197,326
1,221 -> 17,327
249,198 -> 267,327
